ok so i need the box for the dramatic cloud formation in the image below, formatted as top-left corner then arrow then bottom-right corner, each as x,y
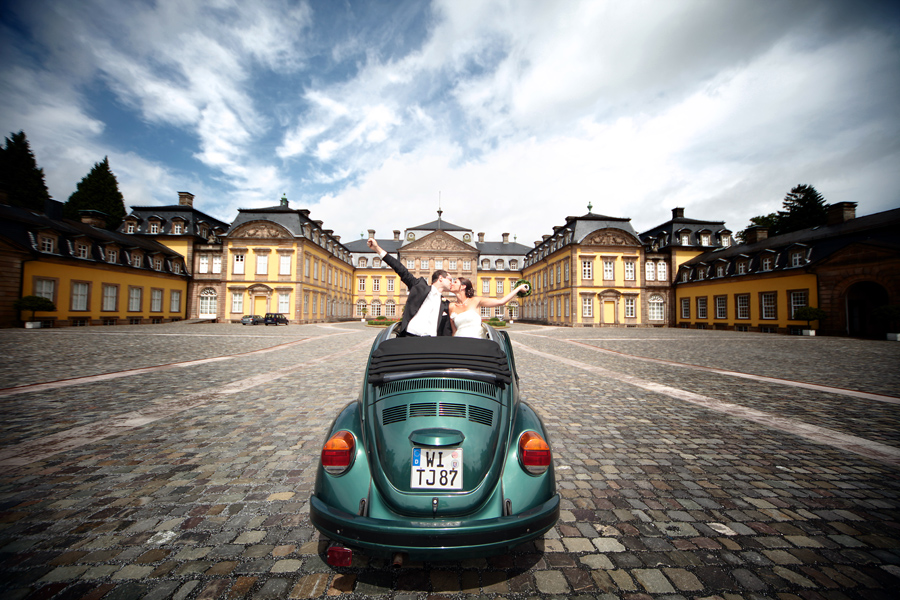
2,0 -> 898,245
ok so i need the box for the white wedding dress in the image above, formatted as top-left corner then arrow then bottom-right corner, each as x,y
451,310 -> 486,338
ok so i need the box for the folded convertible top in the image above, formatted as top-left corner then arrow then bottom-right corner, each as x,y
367,336 -> 511,386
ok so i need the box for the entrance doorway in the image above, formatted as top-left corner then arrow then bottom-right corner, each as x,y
846,281 -> 889,338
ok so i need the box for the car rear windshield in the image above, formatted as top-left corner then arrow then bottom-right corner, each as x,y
367,337 -> 511,386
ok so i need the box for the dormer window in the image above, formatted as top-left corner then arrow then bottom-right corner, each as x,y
40,236 -> 55,253
107,249 -> 118,264
173,261 -> 182,274
495,259 -> 505,270
373,258 -> 381,268
150,223 -> 159,234
716,265 -> 725,277
76,242 -> 90,258
127,223 -> 136,234
681,233 -> 690,245
791,251 -> 804,267
173,222 -> 183,235
358,257 -> 367,268
721,234 -> 731,247
700,233 -> 710,246
200,226 -> 208,239
154,257 -> 163,270
736,261 -> 747,275
132,253 -> 142,268
510,260 -> 518,270
761,256 -> 773,271
681,270 -> 690,282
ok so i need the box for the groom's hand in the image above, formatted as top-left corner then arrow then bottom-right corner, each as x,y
367,238 -> 381,253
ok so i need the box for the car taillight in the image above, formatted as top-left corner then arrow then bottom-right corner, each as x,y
518,431 -> 551,475
321,431 -> 355,475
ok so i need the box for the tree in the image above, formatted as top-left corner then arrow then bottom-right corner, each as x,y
777,184 -> 828,235
63,156 -> 126,230
737,184 -> 828,242
793,306 -> 827,330
13,295 -> 56,322
0,131 -> 52,211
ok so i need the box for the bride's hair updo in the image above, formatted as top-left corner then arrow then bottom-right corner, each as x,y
457,277 -> 475,298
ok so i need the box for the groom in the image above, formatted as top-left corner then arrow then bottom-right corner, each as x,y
367,238 -> 456,336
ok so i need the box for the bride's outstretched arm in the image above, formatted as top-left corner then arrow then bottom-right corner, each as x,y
476,283 -> 529,308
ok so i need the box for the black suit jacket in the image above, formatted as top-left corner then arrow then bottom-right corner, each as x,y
383,253 -> 452,336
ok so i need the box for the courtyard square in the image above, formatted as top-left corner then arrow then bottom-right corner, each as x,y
0,322 -> 898,600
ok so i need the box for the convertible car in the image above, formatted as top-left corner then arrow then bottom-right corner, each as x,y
310,324 -> 559,565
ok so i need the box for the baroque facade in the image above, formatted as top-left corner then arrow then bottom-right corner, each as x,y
3,191 -> 897,337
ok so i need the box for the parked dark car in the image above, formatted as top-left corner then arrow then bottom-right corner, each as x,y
264,313 -> 288,325
310,324 -> 559,565
241,315 -> 262,325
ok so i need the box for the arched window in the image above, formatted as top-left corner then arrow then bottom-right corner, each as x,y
656,261 -> 667,281
371,300 -> 381,317
648,294 -> 664,321
356,300 -> 367,316
199,288 -> 217,318
481,259 -> 490,269
495,259 -> 505,269
385,299 -> 396,317
358,257 -> 367,268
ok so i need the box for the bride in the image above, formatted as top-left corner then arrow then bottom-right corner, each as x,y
449,277 -> 530,338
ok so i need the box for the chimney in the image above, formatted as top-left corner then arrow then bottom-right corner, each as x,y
672,207 -> 685,219
745,226 -> 768,244
827,202 -> 857,225
543,235 -> 551,241
478,232 -> 485,243
502,233 -> 509,244
367,229 -> 375,240
178,191 -> 194,207
393,230 -> 401,241
79,210 -> 107,228
333,235 -> 340,242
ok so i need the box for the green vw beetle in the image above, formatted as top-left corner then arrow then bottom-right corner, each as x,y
310,324 -> 559,565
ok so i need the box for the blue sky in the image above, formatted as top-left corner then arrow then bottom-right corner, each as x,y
2,0 -> 898,245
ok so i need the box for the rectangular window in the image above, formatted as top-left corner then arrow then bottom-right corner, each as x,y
681,298 -> 691,319
41,236 -> 55,252
736,294 -> 750,320
256,254 -> 268,275
737,262 -> 747,275
128,287 -> 142,312
715,296 -> 727,319
582,260 -> 593,280
150,223 -> 159,234
132,254 -> 142,268
173,223 -> 182,234
313,296 -> 317,315
71,282 -> 89,311
76,243 -> 89,258
233,254 -> 245,275
170,290 -> 181,313
373,278 -> 380,292
716,265 -> 725,277
496,280 -> 504,294
420,259 -> 429,270
279,293 -> 290,313
463,260 -> 471,271
697,297 -> 707,319
482,279 -> 490,294
701,233 -> 710,246
407,259 -> 415,270
328,267 -> 332,284
645,261 -> 655,281
762,256 -> 773,271
358,277 -> 366,292
435,259 -> 443,269
313,260 -> 318,279
625,297 -> 636,318
150,289 -> 163,312
790,290 -> 809,319
761,292 -> 777,320
154,257 -> 163,271
304,293 -> 309,314
35,278 -> 55,302
564,261 -> 569,281
199,255 -> 209,273
556,265 -> 561,284
211,255 -> 221,274
449,259 -> 457,270
603,260 -> 614,280
657,262 -> 667,281
304,256 -> 310,277
127,223 -> 135,234
102,284 -> 118,311
279,254 -> 291,275
106,249 -> 117,264
386,301 -> 395,317
791,252 -> 803,267
387,278 -> 394,292
582,297 -> 593,318
564,298 -> 570,317
624,262 -> 635,281
481,306 -> 490,318
232,293 -> 243,313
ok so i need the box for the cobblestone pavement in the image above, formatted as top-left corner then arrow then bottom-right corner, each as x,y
0,322 -> 898,600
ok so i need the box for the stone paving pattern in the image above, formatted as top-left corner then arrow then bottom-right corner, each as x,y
0,322 -> 898,600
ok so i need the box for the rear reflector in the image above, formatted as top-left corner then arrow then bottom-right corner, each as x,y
327,545 -> 353,567
322,431 -> 355,474
519,431 -> 551,475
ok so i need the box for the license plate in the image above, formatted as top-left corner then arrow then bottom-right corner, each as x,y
411,446 -> 463,490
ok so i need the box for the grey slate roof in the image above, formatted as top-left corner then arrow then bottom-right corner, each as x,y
476,241 -> 531,255
123,205 -> 230,235
344,239 -> 402,254
407,218 -> 469,232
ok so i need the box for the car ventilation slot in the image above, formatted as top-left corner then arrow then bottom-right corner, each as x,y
377,377 -> 497,398
381,403 -> 494,427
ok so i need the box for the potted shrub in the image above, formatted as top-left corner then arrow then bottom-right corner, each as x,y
793,306 -> 827,336
873,304 -> 900,341
14,295 -> 56,328
360,307 -> 367,323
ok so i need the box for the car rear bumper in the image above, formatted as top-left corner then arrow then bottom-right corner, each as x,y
309,493 -> 559,560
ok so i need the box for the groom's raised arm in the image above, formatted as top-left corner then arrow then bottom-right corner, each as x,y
368,238 -> 418,290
